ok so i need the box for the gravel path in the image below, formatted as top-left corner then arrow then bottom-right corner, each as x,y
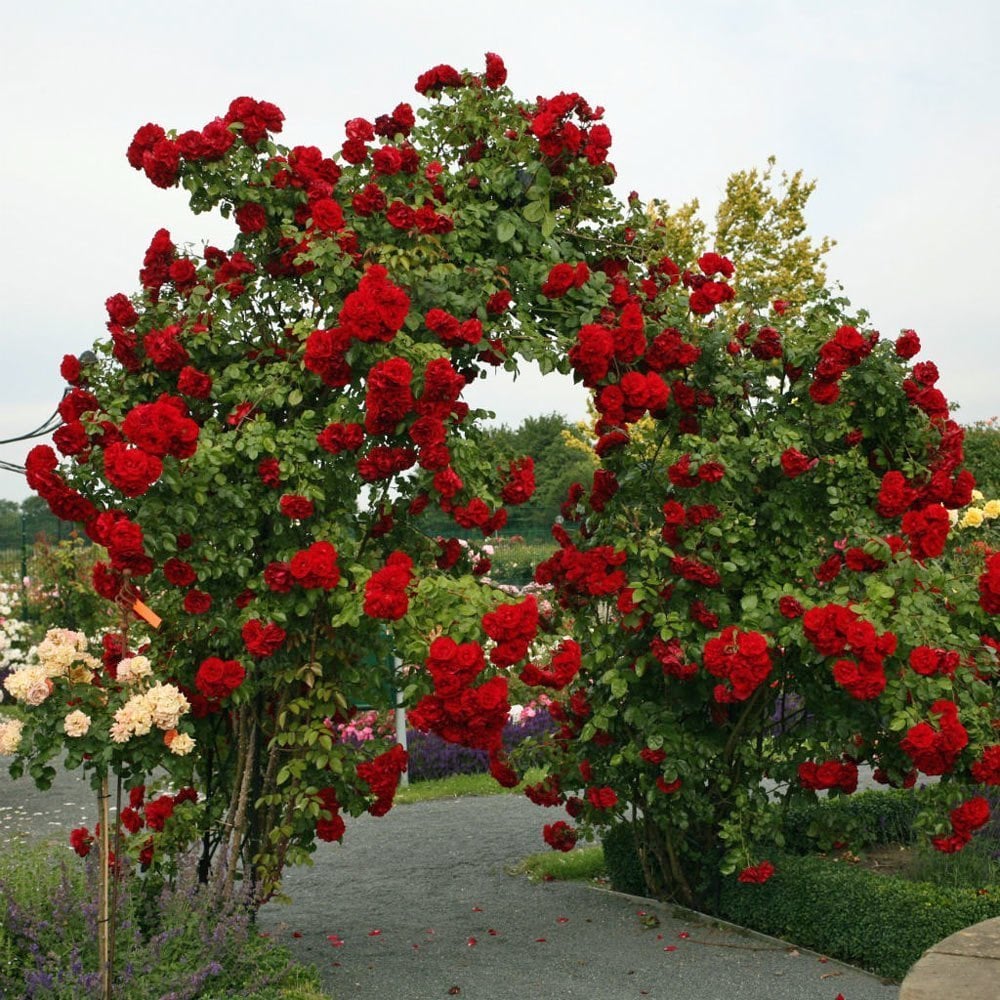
0,764 -> 900,1000
257,795 -> 899,1000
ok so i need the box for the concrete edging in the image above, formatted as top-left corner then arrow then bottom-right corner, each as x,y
899,916 -> 1000,1000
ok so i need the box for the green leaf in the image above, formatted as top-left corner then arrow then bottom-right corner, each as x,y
522,201 -> 546,223
497,219 -> 516,243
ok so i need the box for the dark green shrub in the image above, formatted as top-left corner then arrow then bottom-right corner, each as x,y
775,788 -> 923,854
602,821 -> 648,897
717,854 -> 1000,980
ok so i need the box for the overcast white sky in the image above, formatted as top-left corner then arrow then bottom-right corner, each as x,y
2,0 -> 997,501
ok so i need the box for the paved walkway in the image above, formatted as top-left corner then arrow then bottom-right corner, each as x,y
0,763 -> 899,1000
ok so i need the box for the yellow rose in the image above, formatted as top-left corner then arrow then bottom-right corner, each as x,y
961,508 -> 985,528
983,499 -> 1000,519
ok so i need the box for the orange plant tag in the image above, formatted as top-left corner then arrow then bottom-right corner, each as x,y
132,599 -> 162,630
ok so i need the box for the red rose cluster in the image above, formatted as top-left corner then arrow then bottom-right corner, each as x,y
542,820 -> 579,852
363,551 -> 414,620
408,642 -> 510,757
652,637 -> 699,681
808,325 -> 873,405
932,795 -> 990,854
900,503 -> 950,560
737,860 -> 775,884
702,627 -> 772,703
500,457 -> 535,505
519,639 -> 582,691
900,700 -> 969,776
686,253 -> 735,315
315,787 -> 346,842
535,530 -> 627,603
265,541 -> 341,592
356,744 -> 408,816
971,745 -> 1000,785
541,262 -> 590,298
482,595 -> 539,666
194,657 -> 246,702
908,645 -> 960,677
529,91 -> 611,167
798,759 -> 859,794
802,603 -> 897,700
978,553 -> 1000,614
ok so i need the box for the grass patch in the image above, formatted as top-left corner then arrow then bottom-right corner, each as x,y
514,845 -> 606,883
395,767 -> 546,805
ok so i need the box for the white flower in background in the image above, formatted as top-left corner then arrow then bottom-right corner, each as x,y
508,704 -> 524,724
0,718 -> 24,755
117,655 -> 153,685
63,710 -> 92,737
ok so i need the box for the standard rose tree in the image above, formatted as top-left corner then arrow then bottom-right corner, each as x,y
10,55 -> 623,897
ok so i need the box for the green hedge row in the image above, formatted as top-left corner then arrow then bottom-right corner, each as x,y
773,788 -> 922,854
601,791 -> 998,980
717,854 -> 1000,980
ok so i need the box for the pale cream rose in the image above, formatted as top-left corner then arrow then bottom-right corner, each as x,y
67,663 -> 97,685
961,508 -> 985,529
983,499 -> 1000,519
971,489 -> 985,502
109,718 -> 132,743
145,683 -> 189,730
35,628 -> 89,677
165,731 -> 195,756
4,664 -> 51,704
948,508 -> 959,526
0,718 -> 24,755
113,692 -> 154,740
63,710 -> 92,737
117,655 -> 153,685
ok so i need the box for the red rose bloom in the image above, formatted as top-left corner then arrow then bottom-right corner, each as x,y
280,494 -> 315,520
195,657 -> 246,700
177,366 -> 213,398
258,458 -> 282,487
184,589 -> 212,615
163,557 -> 197,588
103,442 -> 163,498
235,203 -> 267,233
542,821 -> 578,852
484,52 -> 507,89
780,448 -> 815,478
895,329 -> 920,358
242,619 -> 287,657
290,541 -> 340,589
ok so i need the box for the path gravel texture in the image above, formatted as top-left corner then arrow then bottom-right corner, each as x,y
0,763 -> 901,1000
257,795 -> 900,1000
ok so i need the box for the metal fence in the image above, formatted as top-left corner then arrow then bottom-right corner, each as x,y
0,507 -> 68,615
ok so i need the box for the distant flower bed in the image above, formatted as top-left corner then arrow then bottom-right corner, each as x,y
407,707 -> 555,781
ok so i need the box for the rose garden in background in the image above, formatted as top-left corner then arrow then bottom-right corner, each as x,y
0,52 -> 998,996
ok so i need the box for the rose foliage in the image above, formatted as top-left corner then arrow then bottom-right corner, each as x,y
7,55 -> 999,910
